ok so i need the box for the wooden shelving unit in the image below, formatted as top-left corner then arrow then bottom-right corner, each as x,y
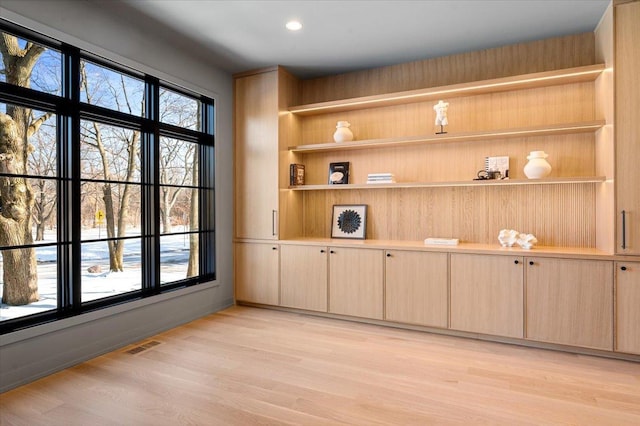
289,121 -> 605,153
288,64 -> 605,116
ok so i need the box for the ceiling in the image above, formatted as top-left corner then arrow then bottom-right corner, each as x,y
114,0 -> 610,79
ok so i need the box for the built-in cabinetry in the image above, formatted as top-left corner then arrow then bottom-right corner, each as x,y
328,247 -> 384,319
234,242 -> 279,305
384,250 -> 448,328
450,254 -> 524,338
615,261 -> 640,355
525,258 -> 613,350
234,26 -> 640,359
615,1 -> 640,254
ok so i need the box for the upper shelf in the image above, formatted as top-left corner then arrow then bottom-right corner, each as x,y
288,121 -> 605,153
287,176 -> 606,191
288,64 -> 606,116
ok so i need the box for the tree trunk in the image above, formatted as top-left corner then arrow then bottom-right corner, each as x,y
186,149 -> 199,277
0,112 -> 39,305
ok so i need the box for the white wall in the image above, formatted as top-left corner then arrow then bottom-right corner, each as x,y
0,0 -> 234,392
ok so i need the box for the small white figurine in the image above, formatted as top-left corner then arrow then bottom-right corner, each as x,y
498,229 -> 519,247
517,233 -> 538,250
433,100 -> 449,134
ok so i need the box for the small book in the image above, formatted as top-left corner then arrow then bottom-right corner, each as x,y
289,163 -> 305,186
328,162 -> 350,185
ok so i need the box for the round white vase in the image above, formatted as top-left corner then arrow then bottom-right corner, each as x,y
524,150 -> 552,179
333,121 -> 353,143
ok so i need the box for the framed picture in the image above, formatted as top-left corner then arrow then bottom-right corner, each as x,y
328,161 -> 350,184
331,204 -> 367,239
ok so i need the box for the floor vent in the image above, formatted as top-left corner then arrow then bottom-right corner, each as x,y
126,340 -> 162,355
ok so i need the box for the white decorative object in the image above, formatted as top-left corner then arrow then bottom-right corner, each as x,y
498,229 -> 519,247
524,150 -> 552,179
333,121 -> 353,143
516,233 -> 538,249
433,100 -> 449,134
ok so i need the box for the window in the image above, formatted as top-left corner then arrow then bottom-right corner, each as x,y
0,22 -> 215,332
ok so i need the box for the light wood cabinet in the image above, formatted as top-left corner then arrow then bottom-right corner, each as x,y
615,1 -> 640,254
280,245 -> 328,312
615,261 -> 640,355
234,69 -> 279,240
329,247 -> 384,319
234,67 -> 301,240
450,254 -> 524,338
525,258 -> 613,350
234,242 -> 279,305
385,250 -> 448,328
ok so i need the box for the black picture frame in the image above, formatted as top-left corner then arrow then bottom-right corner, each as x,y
331,204 -> 367,239
328,162 -> 350,184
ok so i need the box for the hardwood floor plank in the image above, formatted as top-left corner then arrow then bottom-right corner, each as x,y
1,306 -> 639,425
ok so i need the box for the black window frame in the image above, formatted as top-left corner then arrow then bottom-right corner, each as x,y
0,20 -> 216,334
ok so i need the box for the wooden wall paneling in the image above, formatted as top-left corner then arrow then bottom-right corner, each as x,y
278,68 -> 304,239
300,33 -> 595,104
297,84 -> 595,145
298,133 -> 596,187
301,184 -> 596,246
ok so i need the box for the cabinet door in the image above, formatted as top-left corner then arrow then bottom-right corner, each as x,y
235,242 -> 279,305
615,1 -> 640,254
616,262 -> 640,355
234,71 -> 279,240
280,245 -> 328,312
450,254 -> 524,338
385,250 -> 448,328
329,247 -> 384,319
526,258 -> 613,350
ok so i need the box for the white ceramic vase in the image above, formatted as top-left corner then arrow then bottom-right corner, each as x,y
524,150 -> 551,179
333,121 -> 354,143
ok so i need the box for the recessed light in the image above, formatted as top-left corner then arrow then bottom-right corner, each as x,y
286,20 -> 303,31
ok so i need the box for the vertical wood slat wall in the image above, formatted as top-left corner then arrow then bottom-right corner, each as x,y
284,33 -> 603,248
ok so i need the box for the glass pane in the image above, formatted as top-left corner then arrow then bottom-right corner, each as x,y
159,137 -> 198,187
159,187 -> 198,234
160,234 -> 197,284
0,104 -> 57,178
80,182 -> 141,240
0,33 -> 62,96
0,178 -> 58,248
159,87 -> 200,130
0,247 -> 57,321
80,60 -> 144,116
80,120 -> 141,182
81,239 -> 141,302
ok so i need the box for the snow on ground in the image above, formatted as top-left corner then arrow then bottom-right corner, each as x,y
0,227 -> 193,321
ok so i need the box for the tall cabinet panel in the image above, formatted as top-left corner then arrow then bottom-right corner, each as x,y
235,69 -> 279,240
615,1 -> 640,254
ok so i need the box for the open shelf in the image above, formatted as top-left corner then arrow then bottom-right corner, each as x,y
287,176 -> 606,191
288,121 -> 605,153
288,64 -> 605,116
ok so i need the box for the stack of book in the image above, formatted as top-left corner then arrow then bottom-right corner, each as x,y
367,173 -> 396,184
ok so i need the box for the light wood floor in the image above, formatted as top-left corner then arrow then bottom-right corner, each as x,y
1,306 -> 639,425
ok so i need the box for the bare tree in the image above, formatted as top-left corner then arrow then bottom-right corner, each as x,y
80,62 -> 140,272
186,147 -> 198,277
159,138 -> 195,233
29,118 -> 56,241
0,34 -> 48,305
